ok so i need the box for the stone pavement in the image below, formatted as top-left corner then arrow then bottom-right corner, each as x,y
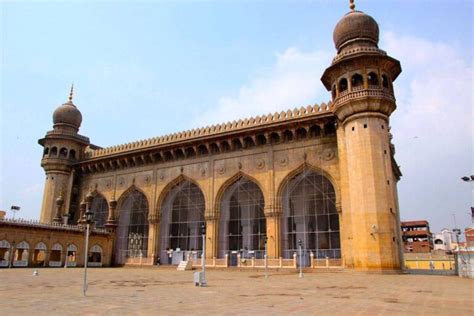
0,267 -> 472,315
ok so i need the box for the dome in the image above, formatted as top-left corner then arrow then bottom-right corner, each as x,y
53,101 -> 82,129
333,10 -> 379,51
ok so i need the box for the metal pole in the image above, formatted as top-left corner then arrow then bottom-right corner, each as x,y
83,223 -> 90,296
264,241 -> 268,279
299,244 -> 303,278
201,232 -> 207,287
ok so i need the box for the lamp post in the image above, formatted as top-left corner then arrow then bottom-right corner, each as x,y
83,209 -> 94,296
460,175 -> 474,182
461,175 -> 474,224
200,223 -> 207,287
264,236 -> 268,279
298,239 -> 303,278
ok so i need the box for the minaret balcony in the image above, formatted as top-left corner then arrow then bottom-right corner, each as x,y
334,86 -> 394,106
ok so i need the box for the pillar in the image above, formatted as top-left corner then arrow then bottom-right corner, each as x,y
205,214 -> 218,259
147,213 -> 160,263
264,206 -> 281,259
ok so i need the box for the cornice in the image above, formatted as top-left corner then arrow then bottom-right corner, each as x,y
82,103 -> 335,160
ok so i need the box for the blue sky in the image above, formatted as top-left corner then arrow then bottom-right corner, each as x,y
1,0 -> 473,233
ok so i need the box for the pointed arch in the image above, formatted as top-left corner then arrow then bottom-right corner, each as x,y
214,171 -> 266,216
158,175 -> 206,264
155,174 -> 206,218
276,162 -> 340,211
216,174 -> 266,261
278,163 -> 341,263
116,185 -> 149,210
115,186 -> 150,265
89,190 -> 109,228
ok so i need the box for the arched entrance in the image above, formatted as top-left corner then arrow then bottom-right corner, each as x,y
49,243 -> 63,267
115,189 -> 149,265
13,241 -> 30,267
159,180 -> 205,265
88,245 -> 103,267
0,240 -> 11,267
218,177 -> 266,266
33,242 -> 47,267
281,168 -> 340,266
66,244 -> 78,267
90,194 -> 108,228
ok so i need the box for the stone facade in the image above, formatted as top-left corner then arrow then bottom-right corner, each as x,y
34,4 -> 404,271
0,219 -> 113,267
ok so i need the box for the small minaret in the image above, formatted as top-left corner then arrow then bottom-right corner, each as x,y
321,1 -> 403,270
38,85 -> 90,223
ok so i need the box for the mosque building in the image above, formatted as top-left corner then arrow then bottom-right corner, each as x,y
1,1 -> 404,270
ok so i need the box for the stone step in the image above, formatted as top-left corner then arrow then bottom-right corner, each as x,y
176,260 -> 192,271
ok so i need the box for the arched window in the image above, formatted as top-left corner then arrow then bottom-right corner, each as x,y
69,149 -> 76,160
295,128 -> 308,140
33,242 -> 47,267
66,244 -> 78,267
232,139 -> 242,150
367,72 -> 379,86
220,141 -> 231,152
382,74 -> 390,89
283,130 -> 294,142
209,143 -> 220,154
59,147 -> 68,158
338,78 -> 348,92
0,240 -> 11,267
50,147 -> 58,157
281,168 -> 340,266
197,144 -> 209,155
270,132 -> 280,144
218,178 -> 266,264
49,243 -> 63,266
43,147 -> 49,157
256,134 -> 267,146
13,241 -> 30,267
160,181 -> 205,264
88,245 -> 103,266
115,189 -> 149,265
351,73 -> 364,88
243,136 -> 255,148
309,125 -> 321,138
90,194 -> 108,228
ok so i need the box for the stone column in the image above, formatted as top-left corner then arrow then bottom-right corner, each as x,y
105,199 -> 118,232
78,201 -> 86,225
205,214 -> 218,259
147,213 -> 160,264
264,206 -> 281,259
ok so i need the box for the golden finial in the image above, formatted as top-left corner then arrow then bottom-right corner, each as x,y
68,83 -> 74,102
350,0 -> 355,11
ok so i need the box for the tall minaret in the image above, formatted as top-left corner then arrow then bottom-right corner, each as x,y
321,1 -> 403,270
38,85 -> 90,223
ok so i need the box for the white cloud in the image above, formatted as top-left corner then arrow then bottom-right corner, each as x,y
195,32 -> 473,231
383,32 -> 472,231
193,47 -> 333,126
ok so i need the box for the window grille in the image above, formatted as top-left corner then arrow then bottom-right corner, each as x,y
281,168 -> 340,266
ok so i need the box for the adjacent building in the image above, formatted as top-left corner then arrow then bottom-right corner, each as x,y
401,220 -> 433,253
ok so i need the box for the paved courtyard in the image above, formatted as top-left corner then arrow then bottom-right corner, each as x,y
0,267 -> 472,315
